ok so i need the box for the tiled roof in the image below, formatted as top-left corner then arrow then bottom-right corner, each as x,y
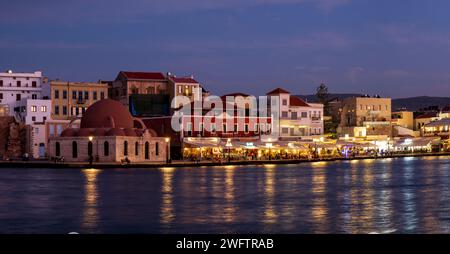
169,76 -> 199,84
289,96 -> 310,107
416,112 -> 438,119
121,71 -> 166,80
266,87 -> 290,95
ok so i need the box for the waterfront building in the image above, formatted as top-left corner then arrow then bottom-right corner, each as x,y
111,71 -> 170,117
338,95 -> 392,138
50,81 -> 108,120
414,112 -> 438,131
266,88 -> 324,138
391,111 -> 414,130
423,118 -> 450,139
14,98 -> 52,158
48,99 -> 167,163
0,70 -> 48,117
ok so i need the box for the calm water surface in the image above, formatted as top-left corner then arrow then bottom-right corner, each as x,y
1,156 -> 450,234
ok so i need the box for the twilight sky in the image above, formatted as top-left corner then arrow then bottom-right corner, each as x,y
1,0 -> 450,98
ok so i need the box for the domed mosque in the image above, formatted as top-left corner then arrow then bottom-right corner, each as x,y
49,99 -> 168,163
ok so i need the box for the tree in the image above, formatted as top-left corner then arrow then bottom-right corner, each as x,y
316,83 -> 330,115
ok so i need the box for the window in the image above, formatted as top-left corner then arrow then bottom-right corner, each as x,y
63,90 -> 67,99
55,142 -> 60,157
100,91 -> 105,100
223,124 -> 227,133
17,81 -> 21,87
244,124 -> 249,133
178,85 -> 182,94
32,94 -> 37,99
43,117 -> 46,122
16,94 -> 21,101
62,106 -> 67,115
282,127 -> 289,134
57,125 -> 62,135
32,81 -> 37,87
78,91 -> 83,100
84,91 -> 89,100
0,80 -> 3,87
54,90 -> 59,99
282,99 -> 288,106
54,105 -> 59,115
72,141 -> 78,158
88,141 -> 93,156
145,142 -> 149,159
211,124 -> 216,133
0,93 -> 2,99
72,91 -> 77,99
32,116 -> 36,122
41,106 -> 47,112
155,142 -> 159,156
291,112 -> 298,120
199,123 -> 204,134
104,141 -> 109,156
255,124 -> 259,133
301,112 -> 308,118
135,142 -> 139,156
31,106 -> 37,112
234,124 -> 238,133
124,141 -> 128,156
49,125 -> 55,135
93,91 -> 98,100
281,111 -> 288,118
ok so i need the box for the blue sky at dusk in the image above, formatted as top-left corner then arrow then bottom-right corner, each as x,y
1,0 -> 450,98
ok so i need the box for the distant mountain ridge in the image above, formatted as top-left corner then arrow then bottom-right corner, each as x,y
295,94 -> 450,112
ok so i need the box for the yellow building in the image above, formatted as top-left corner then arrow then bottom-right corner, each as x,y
50,81 -> 109,120
338,95 -> 392,138
391,111 -> 414,130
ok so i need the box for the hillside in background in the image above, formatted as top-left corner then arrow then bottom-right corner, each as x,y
295,94 -> 450,112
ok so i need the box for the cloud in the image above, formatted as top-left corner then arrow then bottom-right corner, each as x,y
378,23 -> 450,46
0,0 -> 352,24
348,66 -> 364,83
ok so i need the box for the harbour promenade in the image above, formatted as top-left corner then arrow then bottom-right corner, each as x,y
1,151 -> 450,169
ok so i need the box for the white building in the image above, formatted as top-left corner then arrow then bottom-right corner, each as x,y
0,70 -> 47,117
14,98 -> 52,159
15,99 -> 51,125
267,88 -> 324,139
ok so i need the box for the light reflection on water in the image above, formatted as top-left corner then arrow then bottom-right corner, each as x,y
1,156 -> 450,233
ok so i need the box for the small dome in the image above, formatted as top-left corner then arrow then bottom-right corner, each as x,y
106,128 -> 126,136
61,128 -> 78,137
77,128 -> 93,137
124,128 -> 138,136
80,99 -> 134,129
93,128 -> 107,136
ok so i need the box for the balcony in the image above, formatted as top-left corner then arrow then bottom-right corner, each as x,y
76,98 -> 87,104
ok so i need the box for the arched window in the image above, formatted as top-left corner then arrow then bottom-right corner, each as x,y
155,142 -> 159,156
55,142 -> 60,157
104,141 -> 109,156
135,142 -> 139,156
124,141 -> 128,156
88,141 -> 93,156
145,142 -> 149,159
72,141 -> 78,158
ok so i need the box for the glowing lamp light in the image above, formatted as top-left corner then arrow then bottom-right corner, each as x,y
88,136 -> 93,142
165,137 -> 170,143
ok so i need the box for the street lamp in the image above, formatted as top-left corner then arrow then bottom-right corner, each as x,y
266,143 -> 273,160
165,137 -> 171,163
225,138 -> 233,162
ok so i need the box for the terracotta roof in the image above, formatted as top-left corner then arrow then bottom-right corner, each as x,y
80,99 -> 134,129
266,87 -> 290,95
289,96 -> 310,107
169,76 -> 198,84
416,112 -> 438,119
121,71 -> 166,80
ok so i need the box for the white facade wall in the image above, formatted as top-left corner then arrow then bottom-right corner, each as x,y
16,99 -> 52,125
0,71 -> 46,116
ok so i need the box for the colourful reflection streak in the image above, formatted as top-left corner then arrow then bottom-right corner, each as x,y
82,168 -> 101,231
311,164 -> 328,233
264,167 -> 277,224
360,167 -> 375,231
160,167 -> 175,225
223,166 -> 236,223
